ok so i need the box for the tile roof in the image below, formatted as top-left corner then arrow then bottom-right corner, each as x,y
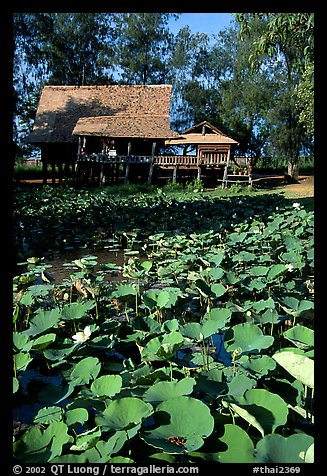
27,85 -> 177,143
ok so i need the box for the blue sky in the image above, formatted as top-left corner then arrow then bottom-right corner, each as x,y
168,13 -> 234,36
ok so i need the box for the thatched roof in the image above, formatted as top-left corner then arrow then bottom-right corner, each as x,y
165,121 -> 238,146
72,115 -> 180,139
27,85 -> 178,144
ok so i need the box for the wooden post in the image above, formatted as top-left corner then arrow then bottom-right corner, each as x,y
50,163 -> 55,184
124,163 -> 130,184
173,166 -> 178,184
147,141 -> 156,184
127,141 -> 132,156
58,162 -> 63,184
42,160 -> 47,184
99,163 -> 104,188
222,148 -> 231,188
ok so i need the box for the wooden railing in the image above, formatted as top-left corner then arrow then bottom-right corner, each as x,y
154,155 -> 198,166
77,153 -> 230,167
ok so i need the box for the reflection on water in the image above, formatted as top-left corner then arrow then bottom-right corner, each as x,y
42,245 -> 126,284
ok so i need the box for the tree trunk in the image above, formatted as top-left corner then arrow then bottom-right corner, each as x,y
287,161 -> 299,181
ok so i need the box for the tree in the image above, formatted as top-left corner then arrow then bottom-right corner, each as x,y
114,13 -> 178,85
13,13 -> 117,156
235,13 -> 314,179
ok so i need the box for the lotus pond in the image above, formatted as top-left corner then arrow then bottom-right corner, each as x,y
13,185 -> 314,464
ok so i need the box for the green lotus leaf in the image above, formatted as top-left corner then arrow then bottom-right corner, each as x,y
141,396 -> 214,453
250,266 -> 269,276
266,264 -> 286,281
224,323 -> 274,355
95,397 -> 153,431
217,424 -> 255,463
60,300 -> 96,320
13,377 -> 19,393
238,355 -> 276,377
195,369 -> 227,398
13,421 -> 71,463
141,331 -> 184,362
33,406 -> 63,424
50,454 -> 88,463
143,377 -> 196,403
65,408 -> 89,427
14,351 -> 33,372
255,433 -> 314,463
304,443 -> 314,463
227,374 -> 256,397
13,332 -> 32,352
31,333 -> 56,351
210,283 -> 227,298
109,457 -> 135,463
281,297 -> 314,316
227,389 -> 289,436
90,374 -> 122,398
283,325 -> 314,349
89,431 -> 129,462
25,308 -> 61,336
112,284 -> 137,298
203,307 -> 231,329
272,350 -> 314,388
43,339 -> 79,362
70,356 -> 101,385
70,427 -> 102,452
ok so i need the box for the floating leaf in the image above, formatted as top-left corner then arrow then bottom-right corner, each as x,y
217,424 -> 255,463
90,375 -> 122,398
272,351 -> 314,388
33,406 -> 63,424
255,433 -> 314,463
13,421 -> 71,463
60,301 -> 96,320
141,396 -> 214,453
31,333 -> 56,351
70,427 -> 101,452
283,325 -> 314,349
143,377 -> 196,403
70,357 -> 101,385
95,397 -> 153,431
25,308 -> 61,337
224,323 -> 274,356
65,408 -> 89,427
227,389 -> 289,436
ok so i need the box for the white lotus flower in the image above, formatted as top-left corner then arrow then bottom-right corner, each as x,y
292,202 -> 301,210
285,263 -> 294,272
72,326 -> 92,343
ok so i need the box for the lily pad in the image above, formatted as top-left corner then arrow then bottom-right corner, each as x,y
141,396 -> 214,453
90,374 -> 122,398
227,389 -> 289,436
140,331 -> 184,362
95,397 -> 153,431
255,433 -> 314,463
272,350 -> 314,388
13,421 -> 71,463
143,377 -> 196,403
217,424 -> 255,463
224,322 -> 274,356
25,308 -> 61,337
70,356 -> 101,385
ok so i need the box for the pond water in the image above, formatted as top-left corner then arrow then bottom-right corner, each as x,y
38,245 -> 127,284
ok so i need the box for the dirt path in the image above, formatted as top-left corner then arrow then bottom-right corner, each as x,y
253,174 -> 314,198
